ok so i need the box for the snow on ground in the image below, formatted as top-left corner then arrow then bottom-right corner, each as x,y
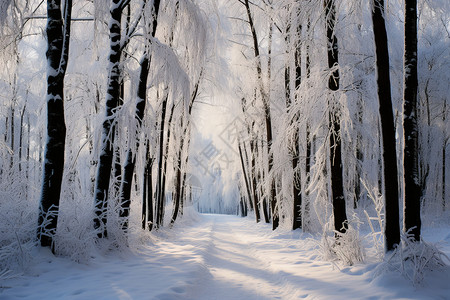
1,212 -> 450,300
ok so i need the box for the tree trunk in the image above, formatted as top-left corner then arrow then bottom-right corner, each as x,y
243,0 -> 277,230
238,141 -> 253,216
324,0 -> 347,235
159,102 -> 176,226
19,101 -> 26,173
143,141 -> 154,231
303,19 -> 312,231
371,0 -> 401,251
258,139 -> 270,223
292,10 -> 302,230
155,91 -> 168,228
171,68 -> 202,224
403,0 -> 421,241
119,0 -> 161,232
250,139 -> 261,222
443,102 -> 447,211
93,0 -> 123,238
37,0 -> 72,249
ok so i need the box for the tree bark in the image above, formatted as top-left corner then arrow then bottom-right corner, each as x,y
244,0 -> 278,229
371,0 -> 401,251
324,0 -> 347,235
120,0 -> 161,231
443,102 -> 447,211
238,141 -> 253,215
38,0 -> 72,249
155,92 -> 168,228
93,0 -> 123,238
292,9 -> 302,230
403,0 -> 421,241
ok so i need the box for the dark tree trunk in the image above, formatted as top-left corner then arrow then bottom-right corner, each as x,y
19,102 -> 26,173
324,0 -> 347,235
354,98 -> 364,208
10,102 -> 15,169
443,102 -> 447,211
171,68 -> 201,224
171,119 -> 187,226
250,139 -> 261,223
120,57 -> 149,231
257,139 -> 270,223
155,92 -> 168,228
113,81 -> 125,197
143,141 -> 154,231
304,19 -> 312,231
171,153 -> 182,224
159,103 -> 176,226
238,141 -> 253,215
371,0 -> 401,251
291,11 -> 302,230
37,0 -> 72,249
243,0 -> 277,230
93,0 -> 123,238
403,0 -> 421,241
119,0 -> 161,232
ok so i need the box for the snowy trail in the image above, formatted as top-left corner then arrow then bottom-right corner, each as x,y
1,213 -> 449,300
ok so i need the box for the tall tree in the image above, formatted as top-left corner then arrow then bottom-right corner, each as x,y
243,0 -> 278,229
403,0 -> 421,241
171,70 -> 202,225
93,0 -> 144,237
324,0 -> 347,235
285,4 -> 303,230
120,0 -> 161,232
37,0 -> 72,249
371,0 -> 401,251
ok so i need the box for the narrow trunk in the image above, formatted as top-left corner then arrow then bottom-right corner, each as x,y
146,143 -> 154,231
324,0 -> 347,235
120,57 -> 150,231
403,0 -> 421,241
244,0 -> 277,229
371,0 -> 401,251
93,1 -> 123,238
304,19 -> 312,231
443,102 -> 447,211
10,103 -> 15,169
155,93 -> 168,227
292,11 -> 302,230
250,139 -> 261,222
171,69 -> 202,224
238,141 -> 254,218
38,0 -> 72,249
19,102 -> 27,173
354,98 -> 364,208
258,139 -> 270,223
159,103 -> 176,226
119,0 -> 161,231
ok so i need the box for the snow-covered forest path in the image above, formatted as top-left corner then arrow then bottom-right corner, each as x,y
2,213 -> 449,300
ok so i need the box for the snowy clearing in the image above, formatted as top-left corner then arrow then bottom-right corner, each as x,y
1,213 -> 449,300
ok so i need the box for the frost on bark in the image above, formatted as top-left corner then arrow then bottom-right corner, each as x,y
371,0 -> 401,251
37,0 -> 72,249
120,0 -> 161,232
285,7 -> 302,230
243,0 -> 278,230
324,0 -> 347,235
93,0 -> 123,238
403,0 -> 421,241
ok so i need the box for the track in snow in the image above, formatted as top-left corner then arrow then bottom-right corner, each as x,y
2,213 -> 449,300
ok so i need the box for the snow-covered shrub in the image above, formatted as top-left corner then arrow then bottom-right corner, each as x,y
0,169 -> 37,276
375,231 -> 450,286
318,214 -> 366,267
362,180 -> 385,259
